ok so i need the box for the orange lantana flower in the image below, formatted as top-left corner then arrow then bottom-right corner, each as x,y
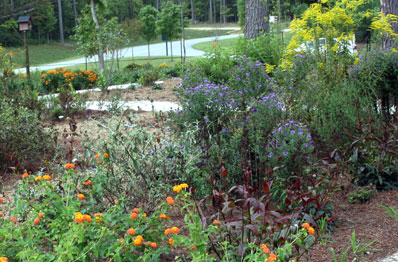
127,228 -> 136,235
267,253 -> 277,262
34,217 -> 40,225
260,244 -> 270,254
133,235 -> 144,246
130,212 -> 138,219
65,163 -> 76,169
166,196 -> 174,206
160,214 -> 170,219
77,194 -> 85,200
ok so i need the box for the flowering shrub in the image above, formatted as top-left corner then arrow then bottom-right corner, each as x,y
40,68 -> 97,93
266,120 -> 314,175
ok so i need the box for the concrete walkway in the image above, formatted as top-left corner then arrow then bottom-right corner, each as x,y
379,253 -> 398,262
14,34 -> 242,74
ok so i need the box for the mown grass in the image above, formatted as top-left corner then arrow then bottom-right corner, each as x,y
192,38 -> 239,52
4,29 -> 234,68
64,56 -> 197,71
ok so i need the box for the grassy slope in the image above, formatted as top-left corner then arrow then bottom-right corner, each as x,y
4,29 -> 234,68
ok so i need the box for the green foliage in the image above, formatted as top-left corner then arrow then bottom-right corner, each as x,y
235,31 -> 285,66
237,0 -> 245,29
0,99 -> 54,171
348,188 -> 373,204
139,5 -> 158,44
382,205 -> 398,221
156,2 -> 181,41
84,113 -> 208,209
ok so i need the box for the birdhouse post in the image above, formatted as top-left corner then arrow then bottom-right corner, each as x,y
17,16 -> 32,79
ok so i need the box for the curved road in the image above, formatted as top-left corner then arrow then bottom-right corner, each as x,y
15,34 -> 242,74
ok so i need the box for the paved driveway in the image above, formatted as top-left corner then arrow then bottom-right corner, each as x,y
14,34 -> 242,74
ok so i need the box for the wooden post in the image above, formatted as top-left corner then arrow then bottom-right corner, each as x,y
24,31 -> 30,79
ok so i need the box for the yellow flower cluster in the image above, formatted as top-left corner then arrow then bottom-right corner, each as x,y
173,183 -> 189,192
159,63 -> 169,68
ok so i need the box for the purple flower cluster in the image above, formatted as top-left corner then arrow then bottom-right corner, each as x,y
266,120 -> 314,163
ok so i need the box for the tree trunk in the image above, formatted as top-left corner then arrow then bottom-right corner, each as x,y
147,41 -> 151,59
381,0 -> 398,49
223,0 -> 226,23
57,0 -> 64,43
72,0 -> 78,27
90,0 -> 105,74
244,0 -> 269,39
220,0 -> 222,24
209,0 -> 213,23
213,0 -> 216,23
190,0 -> 196,24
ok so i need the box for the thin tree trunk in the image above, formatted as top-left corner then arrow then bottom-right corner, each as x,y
171,40 -> 173,61
72,0 -> 78,27
90,0 -> 105,74
381,0 -> 398,49
209,0 -> 213,23
220,0 -> 222,24
190,0 -> 196,24
57,0 -> 64,43
147,41 -> 150,59
213,0 -> 216,23
244,0 -> 270,39
223,0 -> 226,23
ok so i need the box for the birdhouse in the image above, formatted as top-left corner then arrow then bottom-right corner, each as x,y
17,16 -> 32,31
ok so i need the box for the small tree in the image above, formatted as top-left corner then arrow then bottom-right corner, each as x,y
156,1 -> 181,61
139,5 -> 158,59
73,5 -> 126,88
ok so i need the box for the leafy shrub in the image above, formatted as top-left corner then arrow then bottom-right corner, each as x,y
125,62 -> 143,71
349,50 -> 398,117
0,99 -> 54,171
266,120 -> 314,176
83,113 -> 208,209
235,32 -> 284,66
348,115 -> 398,190
40,69 -> 98,93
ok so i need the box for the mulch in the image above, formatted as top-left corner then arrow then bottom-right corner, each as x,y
309,189 -> 398,261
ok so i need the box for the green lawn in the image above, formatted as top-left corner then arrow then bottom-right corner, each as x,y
4,29 -> 234,68
192,37 -> 240,52
65,56 -> 197,71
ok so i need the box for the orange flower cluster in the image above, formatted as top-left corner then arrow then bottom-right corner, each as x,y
65,163 -> 76,169
84,180 -> 92,186
0,257 -> 8,262
164,227 -> 180,236
166,196 -> 174,206
22,173 -> 29,179
133,235 -> 144,246
33,175 -> 51,181
266,253 -> 277,261
130,212 -> 138,219
34,217 -> 40,225
173,183 -> 189,193
159,214 -> 170,219
94,213 -> 103,223
260,244 -> 270,254
127,228 -> 136,235
168,238 -> 175,246
41,69 -> 97,89
302,223 -> 315,235
0,197 -> 3,203
75,212 -> 92,223
77,194 -> 85,200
